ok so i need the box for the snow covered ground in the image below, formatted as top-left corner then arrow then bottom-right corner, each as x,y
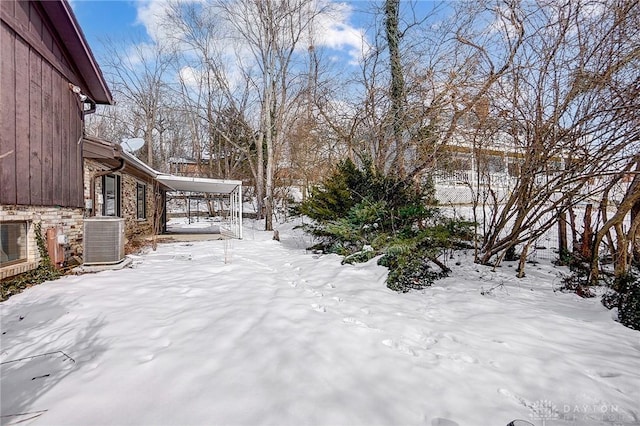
166,217 -> 222,234
1,220 -> 639,426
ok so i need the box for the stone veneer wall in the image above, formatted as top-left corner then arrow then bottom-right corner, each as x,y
84,159 -> 157,242
0,205 -> 83,279
1,162 -> 160,279
120,173 -> 155,240
84,159 -> 104,206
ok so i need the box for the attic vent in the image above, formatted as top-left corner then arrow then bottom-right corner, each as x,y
83,218 -> 125,265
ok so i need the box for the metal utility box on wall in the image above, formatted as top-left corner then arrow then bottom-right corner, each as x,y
83,218 -> 125,265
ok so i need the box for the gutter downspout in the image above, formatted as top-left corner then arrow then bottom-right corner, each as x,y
80,92 -> 98,213
76,85 -> 106,215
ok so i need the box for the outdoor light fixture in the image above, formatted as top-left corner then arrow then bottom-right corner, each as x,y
68,82 -> 96,115
69,83 -> 82,94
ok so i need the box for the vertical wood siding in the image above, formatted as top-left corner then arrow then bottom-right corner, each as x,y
0,20 -> 18,204
1,1 -> 85,208
14,36 -> 30,205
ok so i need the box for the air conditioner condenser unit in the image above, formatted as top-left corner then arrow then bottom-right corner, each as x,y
83,218 -> 125,265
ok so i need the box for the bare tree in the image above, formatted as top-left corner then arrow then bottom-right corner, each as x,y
160,1 -> 266,216
162,0 -> 329,228
469,0 -> 639,278
98,38 -> 176,168
322,1 -> 523,180
215,0 -> 325,230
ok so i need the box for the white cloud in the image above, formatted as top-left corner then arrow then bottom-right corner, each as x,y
487,4 -> 522,40
135,0 -> 166,42
579,2 -> 605,19
135,0 -> 204,45
135,0 -> 188,46
307,1 -> 371,64
178,65 -> 203,88
135,0 -> 370,66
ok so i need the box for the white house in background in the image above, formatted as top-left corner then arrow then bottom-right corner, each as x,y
431,129 -> 568,205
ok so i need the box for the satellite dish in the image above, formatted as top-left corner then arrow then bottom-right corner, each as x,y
121,137 -> 145,152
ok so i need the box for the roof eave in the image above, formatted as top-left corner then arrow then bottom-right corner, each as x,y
40,0 -> 113,105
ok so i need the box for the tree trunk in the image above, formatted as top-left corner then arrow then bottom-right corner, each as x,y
569,205 -> 578,251
255,133 -> 265,221
632,197 -> 640,264
581,204 -> 593,259
384,0 -> 406,176
145,120 -> 154,168
263,79 -> 275,231
614,222 -> 629,278
517,242 -> 531,278
558,210 -> 568,264
590,175 -> 640,284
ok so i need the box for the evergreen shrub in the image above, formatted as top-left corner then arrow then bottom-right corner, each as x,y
294,158 -> 474,292
602,271 -> 640,331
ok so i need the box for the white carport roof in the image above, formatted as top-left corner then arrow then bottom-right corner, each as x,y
157,174 -> 244,239
156,174 -> 242,194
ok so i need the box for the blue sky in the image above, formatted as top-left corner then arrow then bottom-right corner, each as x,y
70,1 -> 446,65
70,0 -> 452,91
72,1 -> 149,53
71,0 -> 373,60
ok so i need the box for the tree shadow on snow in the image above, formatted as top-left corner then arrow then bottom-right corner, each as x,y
1,296 -> 108,424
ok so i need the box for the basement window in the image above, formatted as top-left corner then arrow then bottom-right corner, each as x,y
137,183 -> 147,219
0,221 -> 28,267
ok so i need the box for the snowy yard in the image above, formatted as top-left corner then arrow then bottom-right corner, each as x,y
1,221 -> 639,426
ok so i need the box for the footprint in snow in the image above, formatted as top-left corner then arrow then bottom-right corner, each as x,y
431,418 -> 459,426
382,339 -> 418,357
156,338 -> 172,348
586,369 -> 622,379
343,317 -> 368,327
148,328 -> 164,339
305,288 -> 323,297
443,333 -> 461,343
424,336 -> 438,346
596,371 -> 622,378
137,353 -> 155,363
311,303 -> 326,313
450,352 -> 477,364
343,317 -> 381,331
497,388 -> 532,409
488,360 -> 502,370
135,335 -> 172,364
